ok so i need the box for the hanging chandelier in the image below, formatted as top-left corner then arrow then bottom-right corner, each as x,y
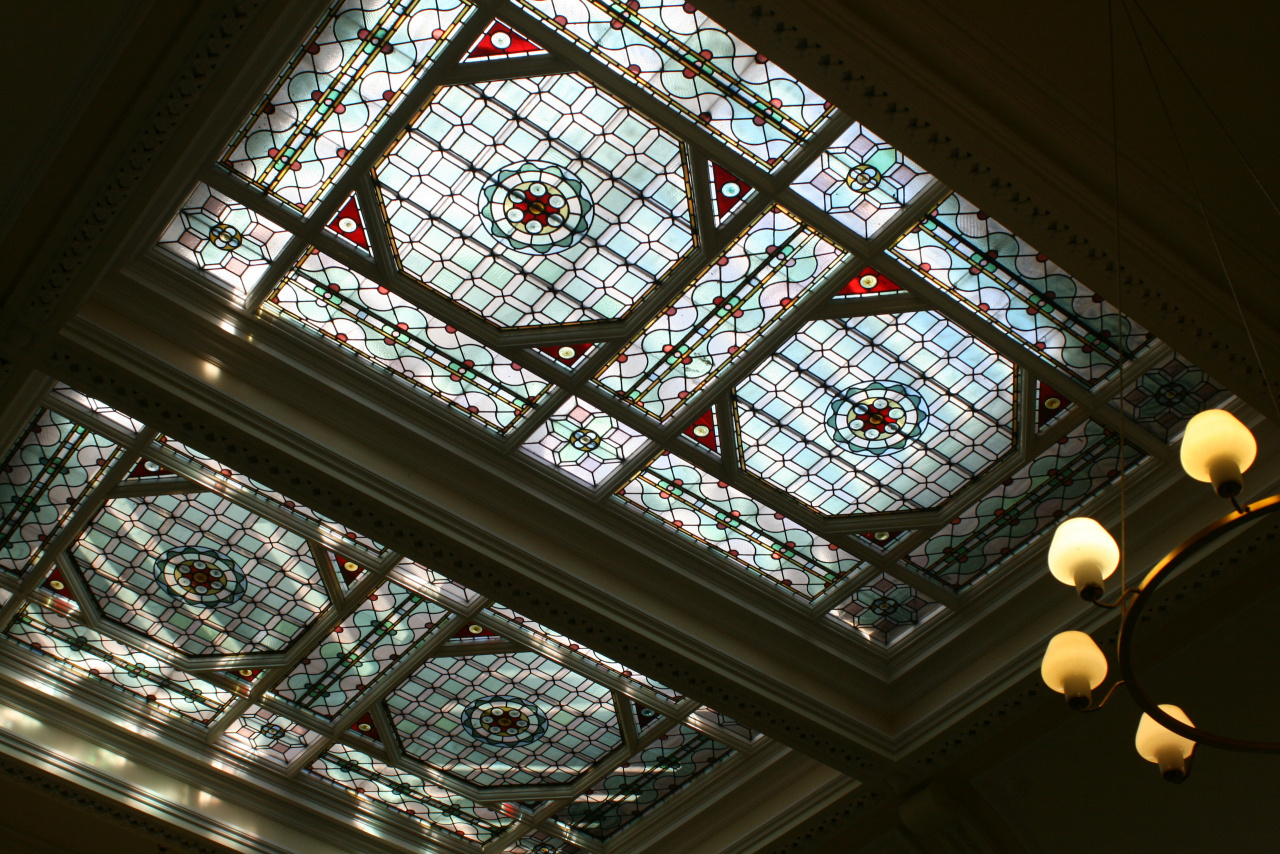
1039,408 -> 1272,782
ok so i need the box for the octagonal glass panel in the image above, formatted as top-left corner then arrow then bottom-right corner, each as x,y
735,311 -> 1016,515
377,73 -> 694,327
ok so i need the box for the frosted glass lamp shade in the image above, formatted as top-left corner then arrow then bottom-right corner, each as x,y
1135,704 -> 1196,782
1181,410 -> 1256,497
1048,518 -> 1119,597
1041,631 -> 1108,710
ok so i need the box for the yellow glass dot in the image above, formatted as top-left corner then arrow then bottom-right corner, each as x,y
49,580 -> 65,591
1045,397 -> 1062,410
859,274 -> 879,289
692,425 -> 711,437
557,346 -> 576,359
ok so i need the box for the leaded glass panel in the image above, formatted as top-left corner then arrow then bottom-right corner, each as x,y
156,182 -> 291,295
597,207 -> 848,420
222,0 -> 473,211
553,722 -> 733,838
735,312 -> 1016,515
268,250 -> 548,433
6,602 -> 234,724
73,492 -> 330,655
908,419 -> 1146,588
827,573 -> 942,645
224,705 -> 323,764
1114,354 -> 1227,443
386,651 -> 622,787
892,194 -> 1149,384
792,122 -> 932,239
376,74 -> 693,327
514,0 -> 833,166
308,743 -> 512,841
520,396 -> 648,487
277,578 -> 447,716
616,452 -> 863,598
0,409 -> 120,576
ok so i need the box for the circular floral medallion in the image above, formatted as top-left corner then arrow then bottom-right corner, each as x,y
479,161 -> 593,255
826,381 -> 928,456
155,545 -> 246,607
461,695 -> 548,747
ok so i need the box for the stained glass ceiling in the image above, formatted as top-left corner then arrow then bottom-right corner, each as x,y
0,386 -> 751,848
145,0 -> 1234,653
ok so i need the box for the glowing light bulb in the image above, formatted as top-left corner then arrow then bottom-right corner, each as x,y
1041,631 -> 1108,710
1135,704 -> 1196,782
1048,517 -> 1119,598
1181,409 -> 1256,498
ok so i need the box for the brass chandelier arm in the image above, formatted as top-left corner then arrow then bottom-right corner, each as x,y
1077,679 -> 1127,714
1117,493 -> 1280,753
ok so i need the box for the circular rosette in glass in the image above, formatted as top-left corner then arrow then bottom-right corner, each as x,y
155,545 -> 246,607
461,694 -> 548,747
479,161 -> 593,255
825,381 -> 929,456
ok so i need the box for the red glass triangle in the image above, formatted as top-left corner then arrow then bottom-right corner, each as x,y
334,553 -> 364,585
840,267 -> 902,296
539,342 -> 593,366
43,567 -> 75,601
710,162 -> 751,220
634,701 -> 660,727
859,530 -> 902,547
327,195 -> 369,248
229,668 -> 262,683
683,409 -> 717,451
127,458 -> 176,478
1037,380 -> 1069,428
453,622 -> 501,640
466,21 -> 544,60
351,711 -> 382,742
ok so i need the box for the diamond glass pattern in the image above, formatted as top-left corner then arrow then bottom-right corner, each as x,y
892,194 -> 1149,384
222,0 -> 473,211
1115,354 -> 1227,443
597,207 -> 848,420
616,453 -> 863,597
514,0 -> 833,166
735,312 -> 1016,515
828,573 -> 943,645
554,722 -> 734,838
7,602 -> 234,724
156,182 -> 292,296
309,743 -> 513,841
277,578 -> 447,717
386,651 -> 622,787
0,409 -> 120,576
792,122 -> 932,238
269,250 -> 548,432
225,705 -> 322,764
521,396 -> 647,487
377,74 -> 693,327
909,419 -> 1146,588
73,492 -> 329,655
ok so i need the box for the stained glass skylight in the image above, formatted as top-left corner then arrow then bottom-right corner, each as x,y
0,387 -> 757,846
149,0 -> 1233,660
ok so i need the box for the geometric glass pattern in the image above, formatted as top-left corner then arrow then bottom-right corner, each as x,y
1114,353 -> 1227,443
514,0 -> 834,167
0,388 -> 752,843
793,122 -> 932,239
386,651 -> 621,786
376,75 -> 693,328
552,722 -> 734,839
0,409 -> 120,576
520,396 -> 648,487
827,573 -> 943,645
156,182 -> 291,297
308,743 -> 513,841
151,0 -> 1229,662
597,207 -> 848,421
734,312 -> 1016,515
615,452 -> 864,598
907,419 -> 1146,589
221,0 -> 473,212
269,251 -> 550,433
892,193 -> 1150,385
73,492 -> 330,655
